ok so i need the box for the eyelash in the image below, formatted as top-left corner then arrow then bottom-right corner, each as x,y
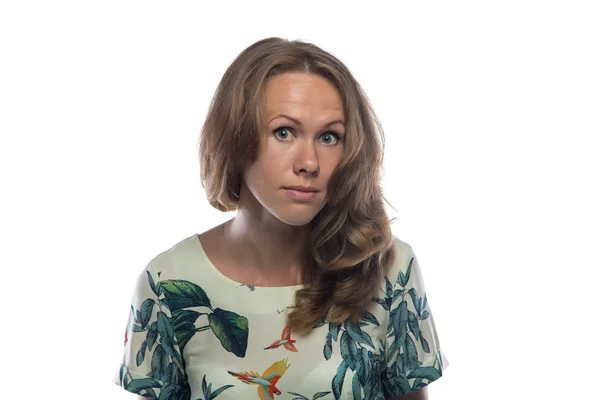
272,126 -> 342,145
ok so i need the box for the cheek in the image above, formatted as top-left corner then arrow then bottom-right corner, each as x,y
322,159 -> 342,180
243,157 -> 279,192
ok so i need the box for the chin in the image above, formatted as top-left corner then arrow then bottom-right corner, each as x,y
276,203 -> 327,227
279,216 -> 316,227
269,208 -> 318,226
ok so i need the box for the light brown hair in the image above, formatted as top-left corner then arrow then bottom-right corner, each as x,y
198,37 -> 397,335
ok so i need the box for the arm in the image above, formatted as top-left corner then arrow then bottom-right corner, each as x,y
387,386 -> 428,400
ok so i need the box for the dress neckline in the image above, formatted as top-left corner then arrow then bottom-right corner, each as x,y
193,233 -> 305,292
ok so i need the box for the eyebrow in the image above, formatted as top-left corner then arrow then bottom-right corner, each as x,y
269,114 -> 345,129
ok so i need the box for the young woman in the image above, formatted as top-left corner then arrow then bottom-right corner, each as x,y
114,37 -> 449,400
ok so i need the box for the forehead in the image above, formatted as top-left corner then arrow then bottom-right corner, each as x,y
262,72 -> 344,116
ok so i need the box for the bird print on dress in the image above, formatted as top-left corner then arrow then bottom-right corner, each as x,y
227,358 -> 290,400
264,326 -> 298,352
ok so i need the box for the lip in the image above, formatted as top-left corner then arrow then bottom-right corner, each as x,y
284,188 -> 318,201
283,186 -> 320,192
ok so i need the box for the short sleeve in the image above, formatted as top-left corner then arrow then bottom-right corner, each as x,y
113,264 -> 190,400
381,243 -> 449,396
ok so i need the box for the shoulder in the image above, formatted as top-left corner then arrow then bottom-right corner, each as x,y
383,235 -> 416,284
141,233 -> 200,280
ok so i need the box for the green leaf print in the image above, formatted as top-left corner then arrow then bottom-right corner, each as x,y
367,349 -> 386,391
162,362 -> 178,385
144,388 -> 158,399
344,320 -> 375,349
392,288 -> 403,304
131,305 -> 140,323
171,362 -> 181,385
287,392 -> 309,400
125,377 -> 162,393
351,373 -> 361,400
157,311 -> 183,365
404,335 -> 420,372
127,275 -> 251,400
172,309 -> 204,330
150,345 -> 169,380
387,307 -> 397,336
388,301 -> 408,354
360,310 -> 380,326
322,315 -> 391,399
396,257 -> 413,287
136,339 -> 148,366
208,384 -> 235,400
418,331 -> 430,353
208,308 -> 249,357
147,321 -> 159,351
172,309 -> 204,352
407,288 -> 420,314
375,255 -> 445,396
119,364 -> 125,385
145,278 -> 250,359
174,324 -> 196,354
407,366 -> 441,381
147,270 -> 162,297
397,301 -> 409,337
359,347 -> 372,385
372,296 -> 389,311
200,375 -> 234,400
339,331 -> 357,371
385,278 -> 393,297
407,311 -> 421,342
332,360 -> 347,400
388,331 -> 402,356
201,375 -> 208,396
158,383 -> 177,400
323,331 -> 333,360
372,277 -> 394,311
385,372 -> 411,397
161,279 -> 212,311
328,322 -> 341,342
141,298 -> 156,328
287,391 -> 332,400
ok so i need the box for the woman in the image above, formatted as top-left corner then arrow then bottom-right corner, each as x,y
114,37 -> 449,400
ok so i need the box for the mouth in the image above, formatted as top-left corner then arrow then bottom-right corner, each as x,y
283,186 -> 320,193
283,188 -> 319,201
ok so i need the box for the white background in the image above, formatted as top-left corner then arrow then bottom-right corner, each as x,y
1,1 -> 598,399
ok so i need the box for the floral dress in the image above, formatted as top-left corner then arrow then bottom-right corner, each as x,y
113,234 -> 449,400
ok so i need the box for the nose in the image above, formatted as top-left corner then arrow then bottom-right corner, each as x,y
294,142 -> 320,176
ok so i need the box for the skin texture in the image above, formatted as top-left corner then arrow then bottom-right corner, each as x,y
210,71 -> 347,287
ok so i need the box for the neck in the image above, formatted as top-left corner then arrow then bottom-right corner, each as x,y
222,212 -> 309,284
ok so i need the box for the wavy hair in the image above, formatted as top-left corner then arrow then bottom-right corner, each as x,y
198,37 -> 398,335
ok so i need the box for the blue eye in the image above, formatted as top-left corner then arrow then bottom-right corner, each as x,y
274,127 -> 293,140
321,132 -> 340,145
273,127 -> 342,145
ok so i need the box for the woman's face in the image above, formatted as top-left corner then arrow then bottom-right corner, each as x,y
240,71 -> 346,227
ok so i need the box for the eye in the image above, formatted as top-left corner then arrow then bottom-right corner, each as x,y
320,131 -> 341,145
273,127 -> 342,145
273,127 -> 293,141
